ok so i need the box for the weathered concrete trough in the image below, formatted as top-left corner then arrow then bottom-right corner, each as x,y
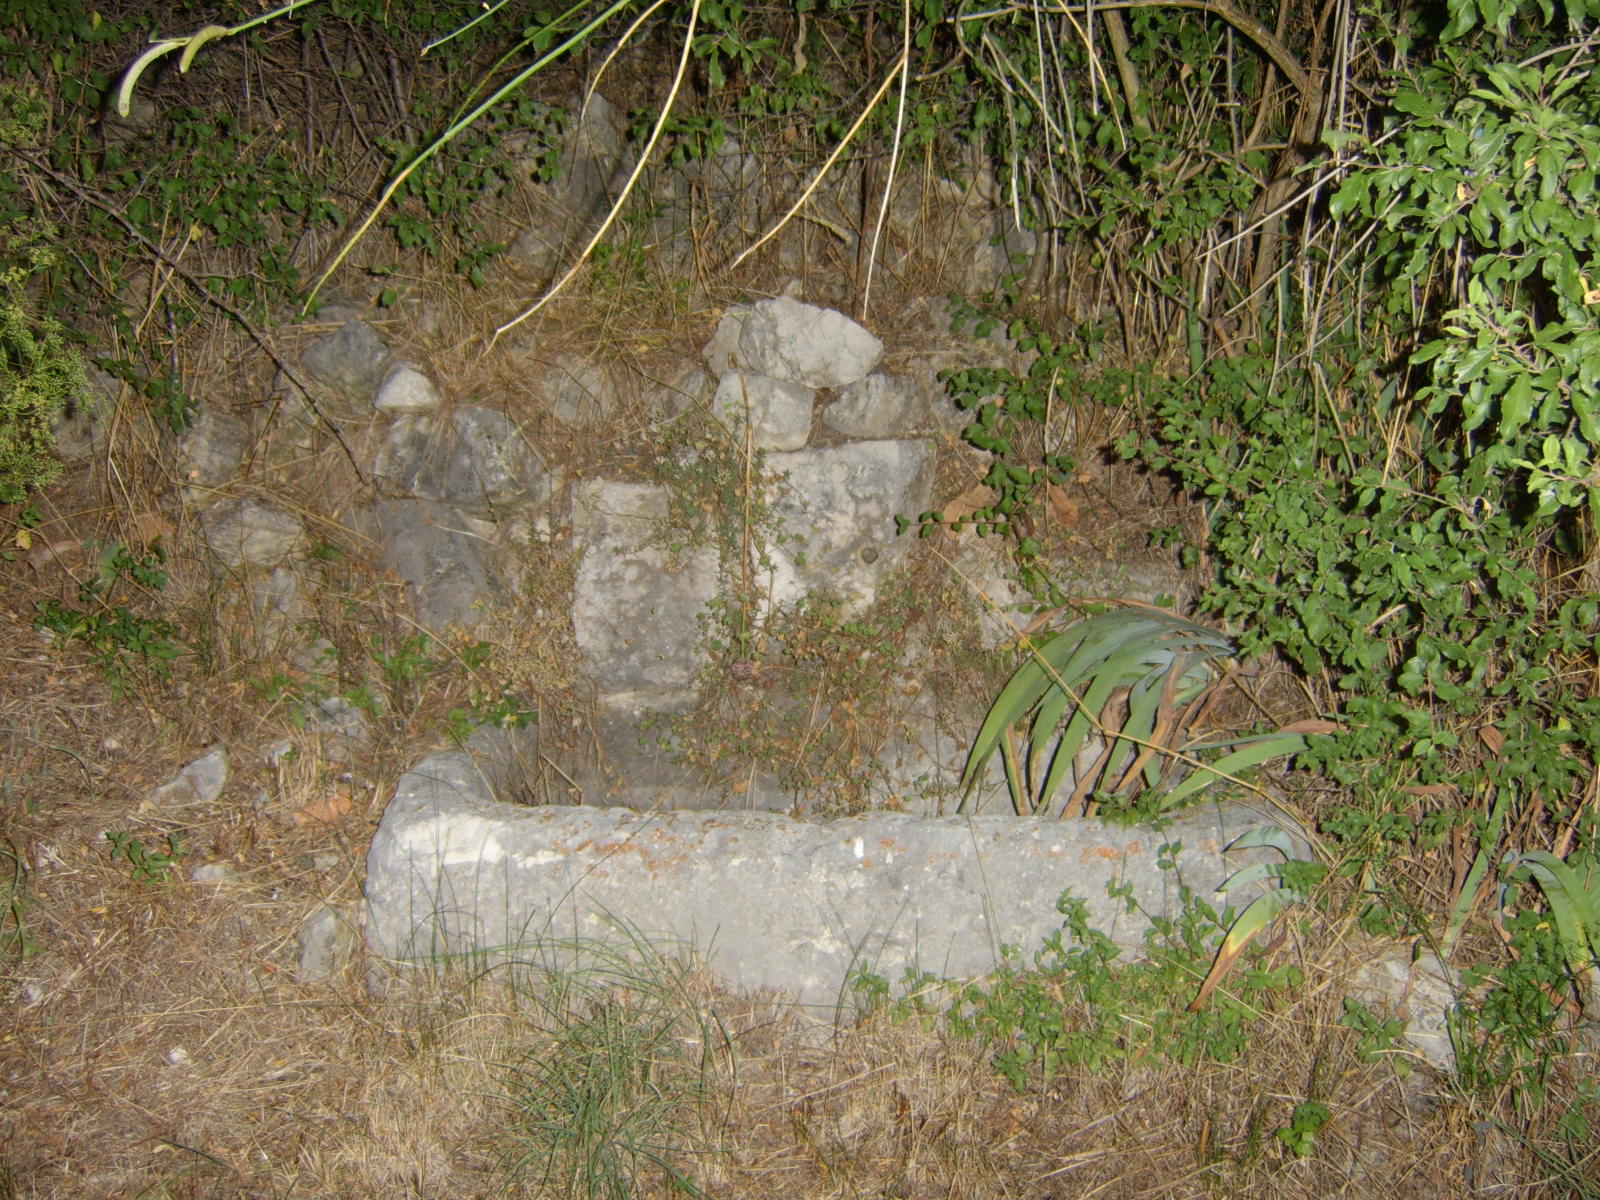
364,729 -> 1284,1009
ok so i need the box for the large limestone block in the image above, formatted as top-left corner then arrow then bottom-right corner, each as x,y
302,318 -> 394,405
763,439 -> 935,612
351,499 -> 498,633
711,371 -> 814,450
365,739 -> 1281,1009
375,406 -> 543,509
202,498 -> 307,568
704,298 -> 883,389
571,480 -> 719,692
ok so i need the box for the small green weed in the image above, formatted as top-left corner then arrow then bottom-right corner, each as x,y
0,83 -> 82,502
899,301 -> 1096,601
1338,997 -> 1408,1072
859,885 -> 1303,1092
654,575 -> 932,813
1275,1100 -> 1331,1159
379,93 -> 564,286
1556,1078 -> 1600,1155
1451,912 -> 1574,1103
34,541 -> 181,696
104,830 -> 185,883
370,631 -> 439,711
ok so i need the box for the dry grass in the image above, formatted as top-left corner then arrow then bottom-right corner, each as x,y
2,538 -> 1588,1198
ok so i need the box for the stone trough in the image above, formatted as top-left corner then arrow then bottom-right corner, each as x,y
364,728 -> 1289,1010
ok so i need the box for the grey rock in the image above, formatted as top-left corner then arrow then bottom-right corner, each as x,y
202,499 -> 308,568
964,210 -> 1038,296
1350,950 -> 1462,1074
374,363 -> 441,414
294,635 -> 339,678
701,309 -> 747,375
736,297 -> 883,388
574,691 -> 793,812
245,565 -> 313,650
650,134 -> 762,269
351,500 -> 498,633
297,903 -> 359,981
310,696 -> 372,762
99,95 -> 157,146
570,481 -> 718,692
262,740 -> 296,768
365,750 -> 1282,1010
375,406 -> 542,509
543,354 -> 614,427
150,744 -> 229,809
52,365 -> 117,463
643,362 -> 713,419
712,371 -> 814,451
952,535 -> 1029,650
565,91 -> 627,218
189,862 -> 235,883
508,222 -> 562,279
763,439 -> 935,613
301,318 -> 395,405
866,694 -> 1008,815
178,408 -> 250,489
506,93 -> 628,276
823,372 -> 923,439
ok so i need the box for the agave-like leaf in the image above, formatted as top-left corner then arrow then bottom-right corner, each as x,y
1107,669 -> 1163,790
1502,850 -> 1600,974
1218,859 -> 1296,893
1157,730 -> 1310,809
962,632 -> 1062,798
1227,825 -> 1302,857
963,609 -> 1256,814
1189,824 -> 1315,1010
1188,888 -> 1302,1010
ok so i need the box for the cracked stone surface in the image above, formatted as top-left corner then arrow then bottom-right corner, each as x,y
365,731 -> 1285,1010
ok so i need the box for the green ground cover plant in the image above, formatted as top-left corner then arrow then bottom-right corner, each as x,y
0,83 -> 81,504
33,540 -> 182,696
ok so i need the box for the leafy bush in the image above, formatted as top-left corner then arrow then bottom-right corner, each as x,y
0,84 -> 81,504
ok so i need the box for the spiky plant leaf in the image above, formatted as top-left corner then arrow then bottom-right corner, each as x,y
1157,730 -> 1312,810
963,608 -> 1277,815
1501,850 -> 1600,976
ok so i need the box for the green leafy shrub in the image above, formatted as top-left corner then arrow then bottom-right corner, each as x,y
104,829 -> 186,884
859,887 -> 1305,1090
0,84 -> 82,504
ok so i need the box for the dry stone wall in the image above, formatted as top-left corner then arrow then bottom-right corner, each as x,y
161,94 -> 1216,1011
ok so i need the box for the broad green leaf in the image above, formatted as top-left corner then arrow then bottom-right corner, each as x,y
1159,732 -> 1310,808
1219,859 -> 1297,893
1227,824 -> 1301,858
1189,889 -> 1302,1010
